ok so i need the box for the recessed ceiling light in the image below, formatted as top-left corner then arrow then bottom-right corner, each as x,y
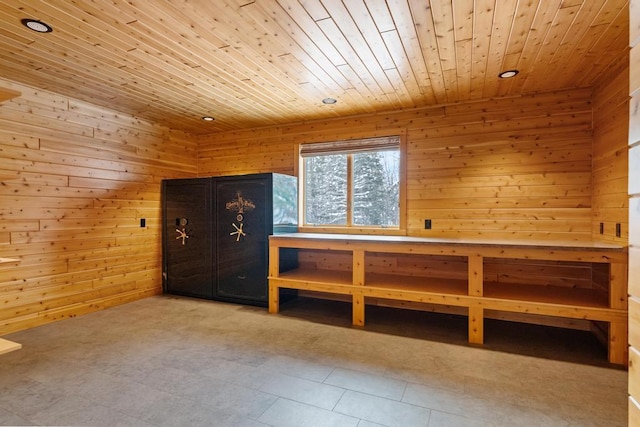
322,98 -> 337,105
21,19 -> 53,33
202,116 -> 215,121
498,70 -> 519,79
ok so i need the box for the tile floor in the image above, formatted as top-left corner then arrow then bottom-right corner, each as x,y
0,295 -> 627,426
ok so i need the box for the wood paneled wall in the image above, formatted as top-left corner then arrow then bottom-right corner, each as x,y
0,78 -> 197,335
0,69 -> 630,337
199,88 -> 595,241
592,49 -> 630,244
628,0 -> 640,422
200,90 -> 631,332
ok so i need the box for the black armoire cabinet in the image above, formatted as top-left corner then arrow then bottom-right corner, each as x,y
162,177 -> 214,300
162,173 -> 297,306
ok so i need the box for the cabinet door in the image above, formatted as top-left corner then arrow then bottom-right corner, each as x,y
163,179 -> 213,299
215,177 -> 270,303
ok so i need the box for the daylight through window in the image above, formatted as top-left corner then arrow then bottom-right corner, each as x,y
300,136 -> 400,228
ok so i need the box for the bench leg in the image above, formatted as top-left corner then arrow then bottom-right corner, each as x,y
268,283 -> 279,314
353,294 -> 365,326
609,320 -> 628,365
469,306 -> 484,344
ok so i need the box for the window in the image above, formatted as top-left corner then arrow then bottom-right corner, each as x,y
300,135 -> 401,229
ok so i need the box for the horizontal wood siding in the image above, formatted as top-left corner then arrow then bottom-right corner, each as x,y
592,52 -> 630,245
199,88 -> 594,241
0,78 -> 197,335
199,88 -> 609,323
296,249 -> 594,289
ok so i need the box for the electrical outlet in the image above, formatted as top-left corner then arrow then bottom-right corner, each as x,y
140,218 -> 146,228
424,219 -> 432,230
599,223 -> 604,234
616,223 -> 621,237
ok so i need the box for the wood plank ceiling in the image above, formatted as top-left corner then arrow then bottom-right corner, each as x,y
0,0 -> 629,134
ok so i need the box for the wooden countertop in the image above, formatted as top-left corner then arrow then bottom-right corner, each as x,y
269,233 -> 627,252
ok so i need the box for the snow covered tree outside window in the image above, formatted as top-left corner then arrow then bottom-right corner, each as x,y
301,136 -> 400,228
304,154 -> 348,225
353,151 -> 399,226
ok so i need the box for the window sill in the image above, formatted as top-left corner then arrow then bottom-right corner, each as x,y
297,226 -> 406,236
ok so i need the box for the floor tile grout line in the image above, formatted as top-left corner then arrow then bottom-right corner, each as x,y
400,379 -> 409,403
254,395 -> 283,424
330,386 -> 348,412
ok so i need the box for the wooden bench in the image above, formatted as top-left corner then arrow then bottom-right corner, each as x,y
267,233 -> 628,365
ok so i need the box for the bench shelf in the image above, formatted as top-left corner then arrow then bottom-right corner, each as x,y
0,338 -> 21,355
268,233 -> 628,365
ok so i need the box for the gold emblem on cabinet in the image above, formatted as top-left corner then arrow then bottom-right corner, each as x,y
226,192 -> 255,242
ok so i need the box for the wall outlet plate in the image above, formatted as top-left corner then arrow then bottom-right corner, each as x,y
424,219 -> 432,230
